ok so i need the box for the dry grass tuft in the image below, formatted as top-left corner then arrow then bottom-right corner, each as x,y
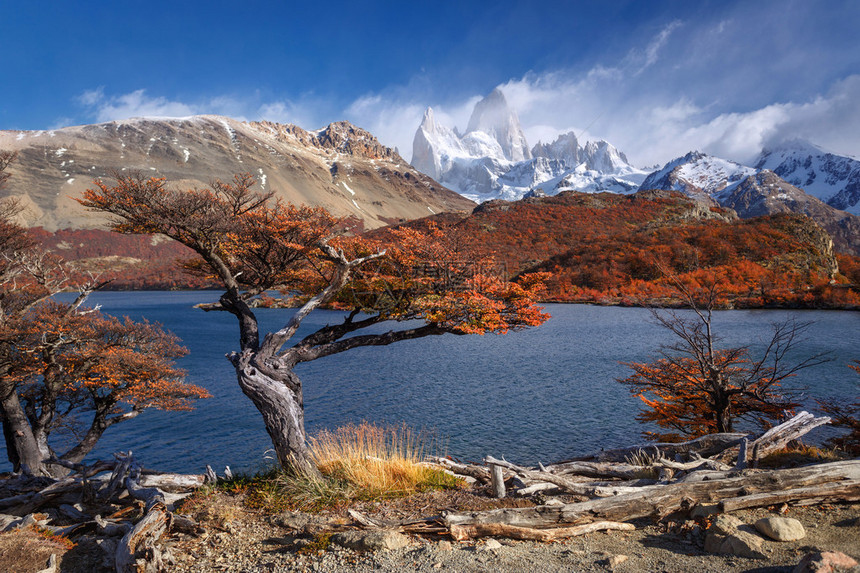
246,422 -> 463,512
308,422 -> 455,497
757,443 -> 843,468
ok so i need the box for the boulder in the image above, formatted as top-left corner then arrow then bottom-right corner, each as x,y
331,529 -> 410,551
606,554 -> 629,568
755,517 -> 806,541
793,551 -> 859,573
478,538 -> 503,551
704,514 -> 766,559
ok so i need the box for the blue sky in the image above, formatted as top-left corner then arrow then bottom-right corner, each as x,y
3,0 -> 859,167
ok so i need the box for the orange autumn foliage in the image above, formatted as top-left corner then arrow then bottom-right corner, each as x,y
327,222 -> 549,334
6,301 -> 210,459
42,187 -> 860,310
372,191 -> 860,309
621,352 -> 797,441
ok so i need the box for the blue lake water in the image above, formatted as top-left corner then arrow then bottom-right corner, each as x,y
3,291 -> 858,474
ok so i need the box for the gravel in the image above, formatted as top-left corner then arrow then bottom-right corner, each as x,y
159,500 -> 859,573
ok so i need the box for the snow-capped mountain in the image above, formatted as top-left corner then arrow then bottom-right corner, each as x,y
641,151 -> 860,256
411,89 -> 648,202
639,151 -> 758,203
754,139 -> 860,215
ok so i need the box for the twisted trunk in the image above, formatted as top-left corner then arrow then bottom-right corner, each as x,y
230,350 -> 316,474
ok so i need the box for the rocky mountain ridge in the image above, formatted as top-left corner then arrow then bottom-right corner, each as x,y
754,139 -> 860,215
641,151 -> 860,256
410,90 -> 649,202
408,89 -> 859,256
0,115 -> 474,231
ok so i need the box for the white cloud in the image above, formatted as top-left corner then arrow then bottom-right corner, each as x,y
79,89 -> 197,122
257,100 -> 317,129
638,20 -> 683,72
75,6 -> 860,171
77,88 -> 105,107
344,95 -> 424,155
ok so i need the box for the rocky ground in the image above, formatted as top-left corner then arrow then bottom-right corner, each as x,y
7,485 -> 856,573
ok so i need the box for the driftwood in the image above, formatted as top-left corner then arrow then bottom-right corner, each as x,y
489,462 -> 506,499
0,451 -> 207,573
115,454 -> 176,573
566,433 -> 748,464
543,460 -> 658,480
426,456 -> 491,484
115,502 -> 172,573
557,413 -> 829,467
746,411 -> 832,464
484,456 -> 648,498
720,480 -> 860,512
450,520 -> 635,542
444,459 -> 860,528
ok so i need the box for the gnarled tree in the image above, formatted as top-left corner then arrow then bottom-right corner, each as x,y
619,273 -> 829,441
1,153 -> 209,476
79,173 -> 549,473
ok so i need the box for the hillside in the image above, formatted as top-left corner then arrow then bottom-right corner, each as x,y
0,116 -> 474,231
25,189 -> 860,307
640,152 -> 860,256
372,190 -> 860,308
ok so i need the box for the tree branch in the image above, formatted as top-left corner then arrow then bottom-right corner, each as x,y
258,243 -> 385,358
292,323 -> 449,363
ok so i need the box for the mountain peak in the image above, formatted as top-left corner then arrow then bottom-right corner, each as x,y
465,89 -> 531,162
761,138 -> 824,157
532,132 -> 582,166
419,107 -> 436,130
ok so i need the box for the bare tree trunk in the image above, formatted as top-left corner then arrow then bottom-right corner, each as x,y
0,383 -> 47,476
231,352 -> 316,475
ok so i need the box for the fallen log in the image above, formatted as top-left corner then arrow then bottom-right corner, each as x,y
515,483 -> 562,496
656,457 -> 731,472
541,460 -> 658,481
563,433 -> 748,464
115,454 -> 174,573
746,411 -> 831,465
444,460 -> 860,528
484,456 -> 649,497
720,479 -> 860,512
449,521 -> 635,542
2,477 -> 87,515
115,502 -> 172,573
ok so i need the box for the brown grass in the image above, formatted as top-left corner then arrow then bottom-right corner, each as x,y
244,422 -> 463,512
308,422 -> 455,497
0,527 -> 71,573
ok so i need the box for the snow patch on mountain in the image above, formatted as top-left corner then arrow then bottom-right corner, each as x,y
754,139 -> 860,215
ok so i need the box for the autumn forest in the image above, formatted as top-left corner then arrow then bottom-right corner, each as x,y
42,187 -> 860,309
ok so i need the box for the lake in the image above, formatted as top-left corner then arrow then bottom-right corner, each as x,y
3,291 -> 858,474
